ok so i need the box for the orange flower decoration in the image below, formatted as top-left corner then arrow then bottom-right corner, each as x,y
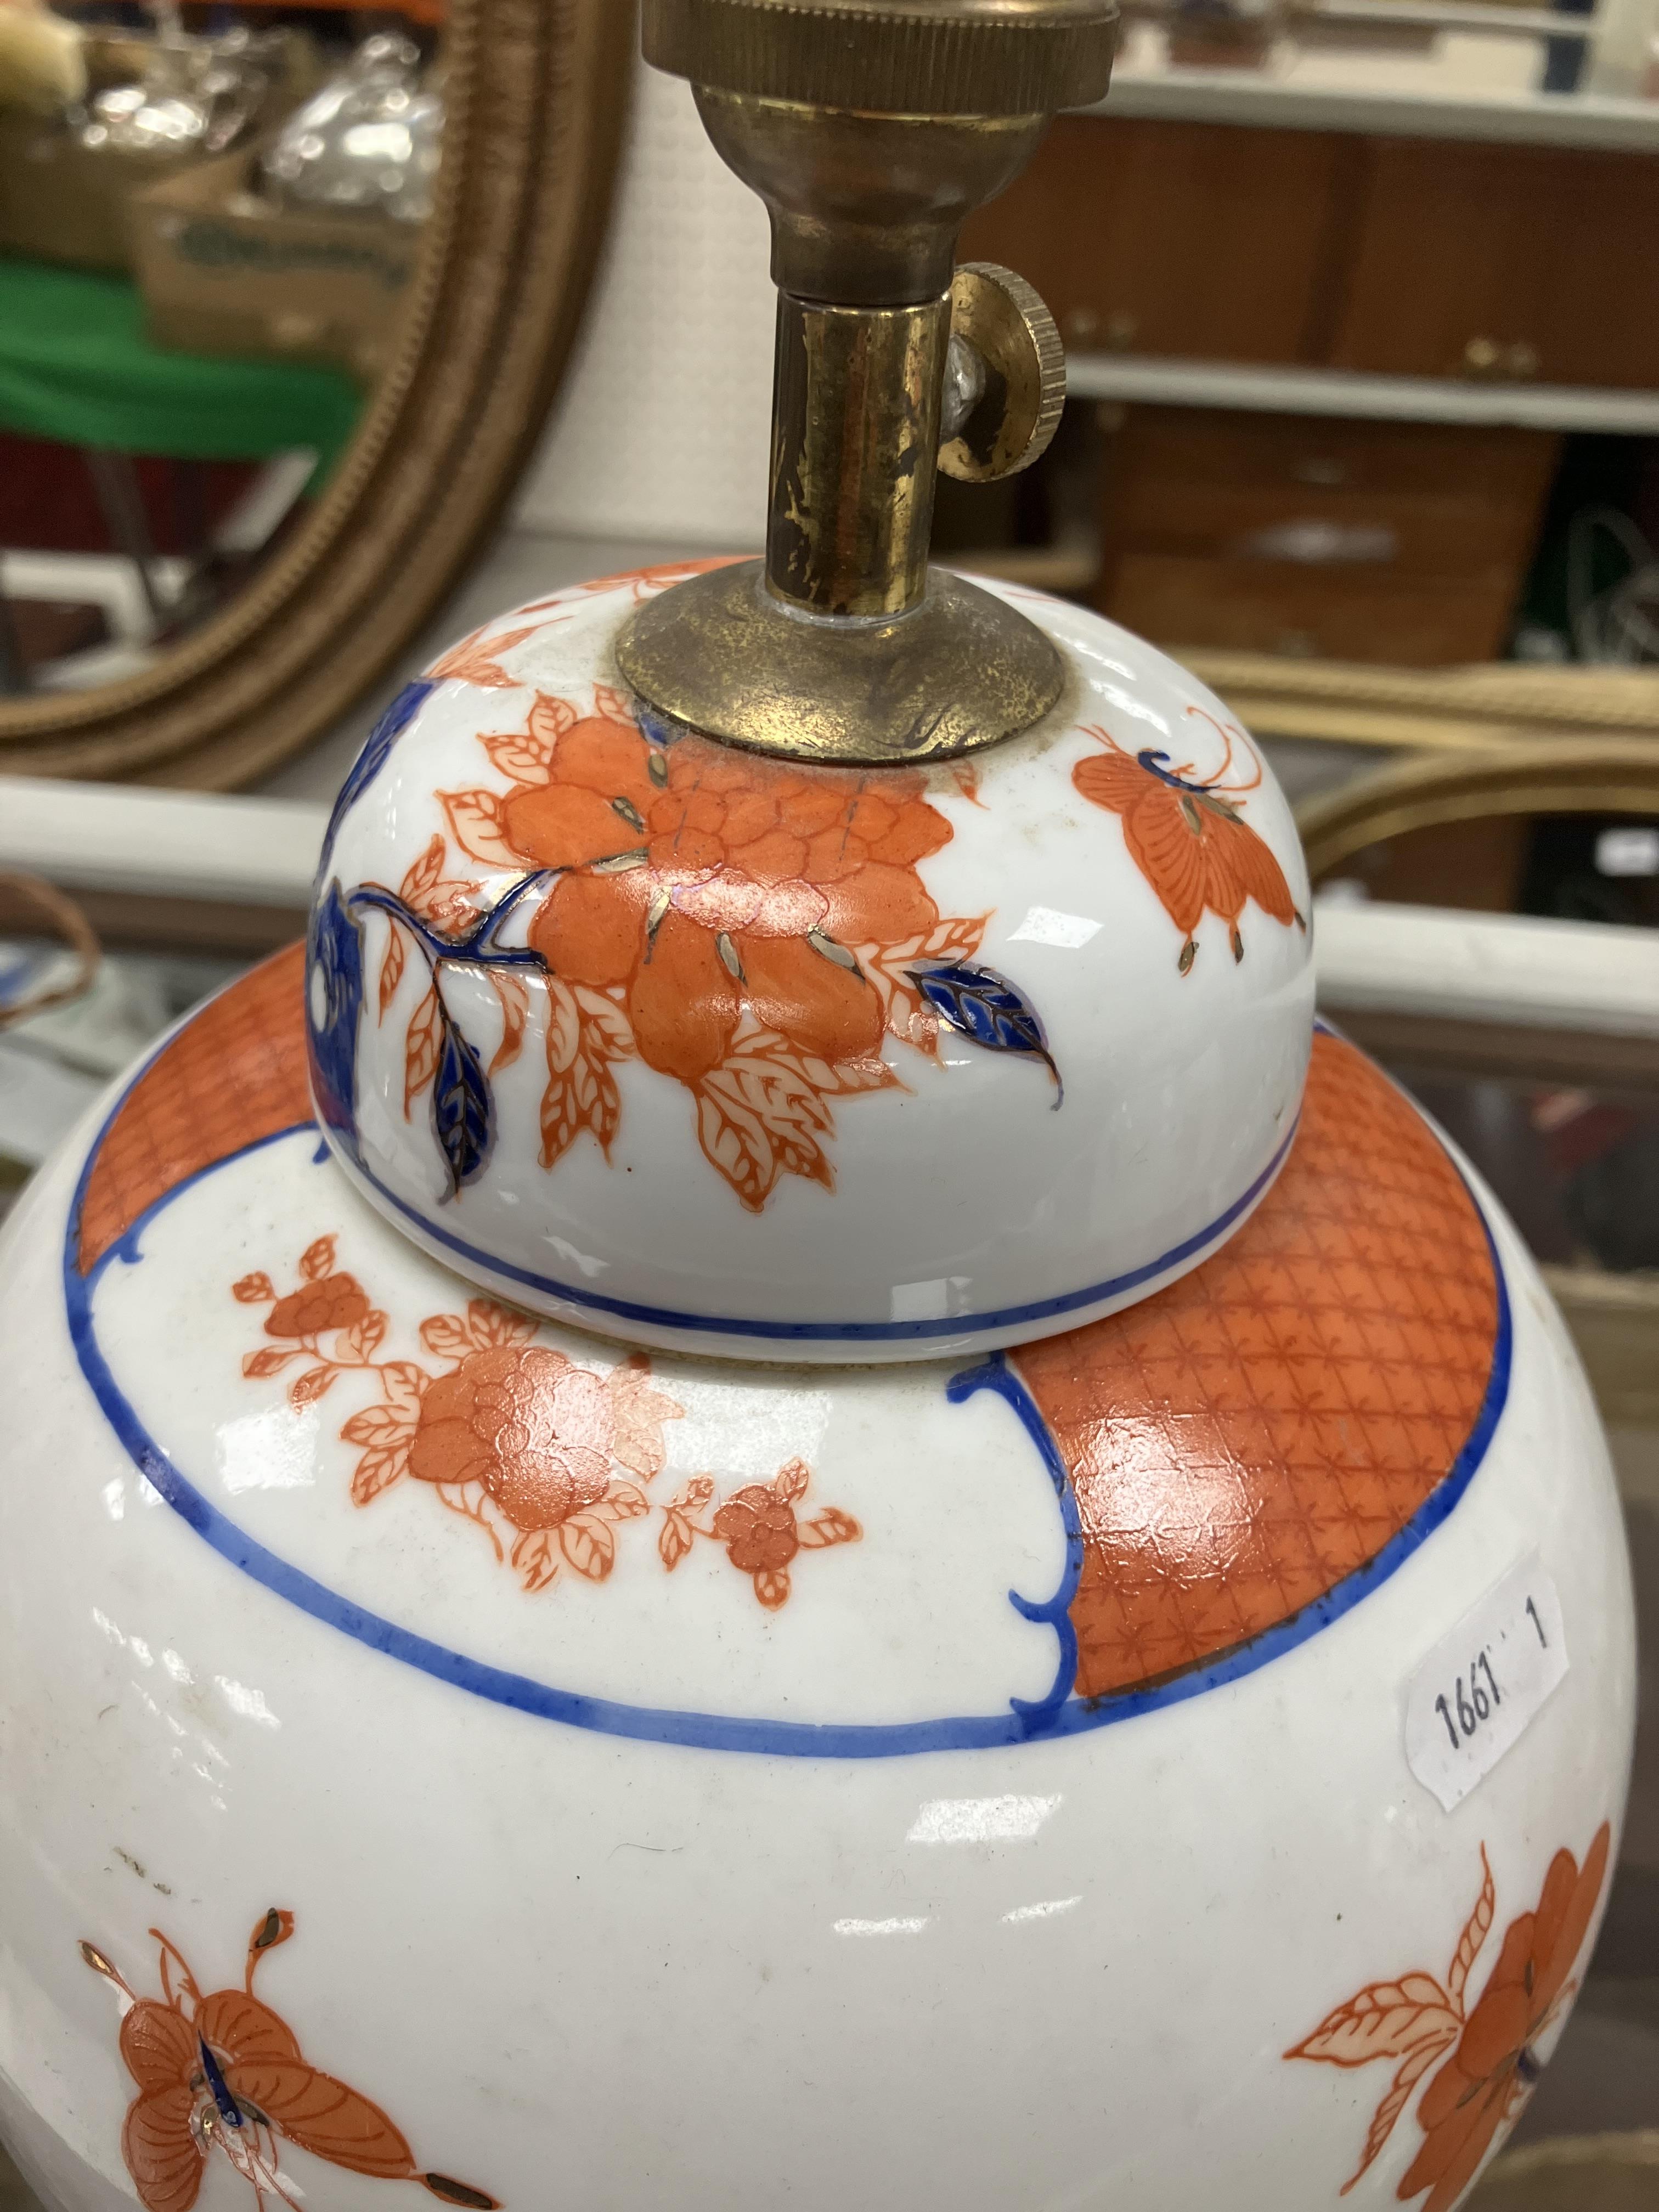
235,1243 -> 864,1611
234,1256 -> 689,1592
715,1483 -> 802,1576
235,1238 -> 373,1342
501,713 -> 949,1084
661,1455 -> 860,1608
235,1240 -> 383,1398
1287,1824 -> 1611,2207
240,1248 -> 876,1610
410,1345 -> 617,1531
265,1273 -> 369,1339
429,687 -> 994,1207
1399,1825 -> 1611,2210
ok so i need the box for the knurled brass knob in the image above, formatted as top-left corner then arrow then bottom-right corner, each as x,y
940,262 -> 1066,483
642,0 -> 1118,118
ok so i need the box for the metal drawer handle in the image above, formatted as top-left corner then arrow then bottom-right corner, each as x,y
1463,336 -> 1541,381
1235,520 -> 1399,565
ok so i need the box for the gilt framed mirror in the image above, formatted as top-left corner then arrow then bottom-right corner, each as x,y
0,0 -> 632,786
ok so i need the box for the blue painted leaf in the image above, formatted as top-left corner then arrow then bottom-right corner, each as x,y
907,961 -> 1063,1106
432,1003 -> 495,1195
634,700 -> 691,757
306,878 -> 365,1148
320,679 -> 437,867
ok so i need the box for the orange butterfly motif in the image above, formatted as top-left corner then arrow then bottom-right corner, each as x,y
1073,708 -> 1307,972
82,1910 -> 498,2212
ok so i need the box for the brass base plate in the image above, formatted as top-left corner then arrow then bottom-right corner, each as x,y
614,559 -> 1065,767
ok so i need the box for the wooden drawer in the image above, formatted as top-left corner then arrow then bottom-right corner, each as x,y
1329,138 -> 1659,389
1103,409 -> 1558,506
1096,408 -> 1559,664
1103,552 -> 1521,665
960,116 -> 1347,367
1108,476 -> 1544,583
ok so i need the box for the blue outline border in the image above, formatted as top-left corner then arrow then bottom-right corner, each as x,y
336,1120 -> 1300,1346
61,1074 -> 1513,1759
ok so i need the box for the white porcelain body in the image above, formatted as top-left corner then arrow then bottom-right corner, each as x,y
311,568 -> 1314,1363
0,970 -> 1635,2212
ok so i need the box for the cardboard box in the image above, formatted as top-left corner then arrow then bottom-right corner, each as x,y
0,31 -> 324,276
0,115 -> 194,274
131,144 -> 421,382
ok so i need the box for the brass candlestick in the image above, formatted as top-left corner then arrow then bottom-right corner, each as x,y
616,0 -> 1117,767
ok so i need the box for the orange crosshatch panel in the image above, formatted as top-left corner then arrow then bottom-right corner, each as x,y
75,945 -> 309,1276
1011,1032 -> 1499,1702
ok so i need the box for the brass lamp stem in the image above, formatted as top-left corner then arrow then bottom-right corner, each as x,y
619,0 -> 1119,767
769,293 -> 950,620
699,86 -> 1052,626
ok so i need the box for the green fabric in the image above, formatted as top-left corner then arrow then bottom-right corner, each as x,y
0,255 -> 361,471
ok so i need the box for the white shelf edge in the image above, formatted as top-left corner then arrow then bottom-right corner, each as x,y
0,776 -> 326,911
1088,72 -> 1659,151
1068,351 -> 1659,433
3,782 -> 1656,1044
1312,896 -> 1659,1035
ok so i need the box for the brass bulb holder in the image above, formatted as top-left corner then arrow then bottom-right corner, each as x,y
643,0 -> 1119,120
617,0 -> 1118,766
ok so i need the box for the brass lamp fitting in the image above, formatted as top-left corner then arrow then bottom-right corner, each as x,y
617,0 -> 1117,767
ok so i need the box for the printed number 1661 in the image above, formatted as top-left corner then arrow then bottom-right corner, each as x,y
1435,1652 -> 1502,1750
1433,1599 -> 1549,1752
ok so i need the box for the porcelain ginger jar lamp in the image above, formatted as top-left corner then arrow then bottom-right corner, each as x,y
0,7 -> 1637,2210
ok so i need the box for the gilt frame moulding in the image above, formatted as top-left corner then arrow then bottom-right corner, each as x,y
0,0 -> 635,789
1185,651 -> 1659,758
1294,735 -> 1659,879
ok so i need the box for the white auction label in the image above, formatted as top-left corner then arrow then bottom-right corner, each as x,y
1404,1555 -> 1569,1812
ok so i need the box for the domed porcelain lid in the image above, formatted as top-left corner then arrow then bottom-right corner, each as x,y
304,0 -> 1308,1364
307,565 -> 1314,1363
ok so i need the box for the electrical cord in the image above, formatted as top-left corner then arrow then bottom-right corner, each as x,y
1566,505 -> 1659,664
0,874 -> 100,1031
